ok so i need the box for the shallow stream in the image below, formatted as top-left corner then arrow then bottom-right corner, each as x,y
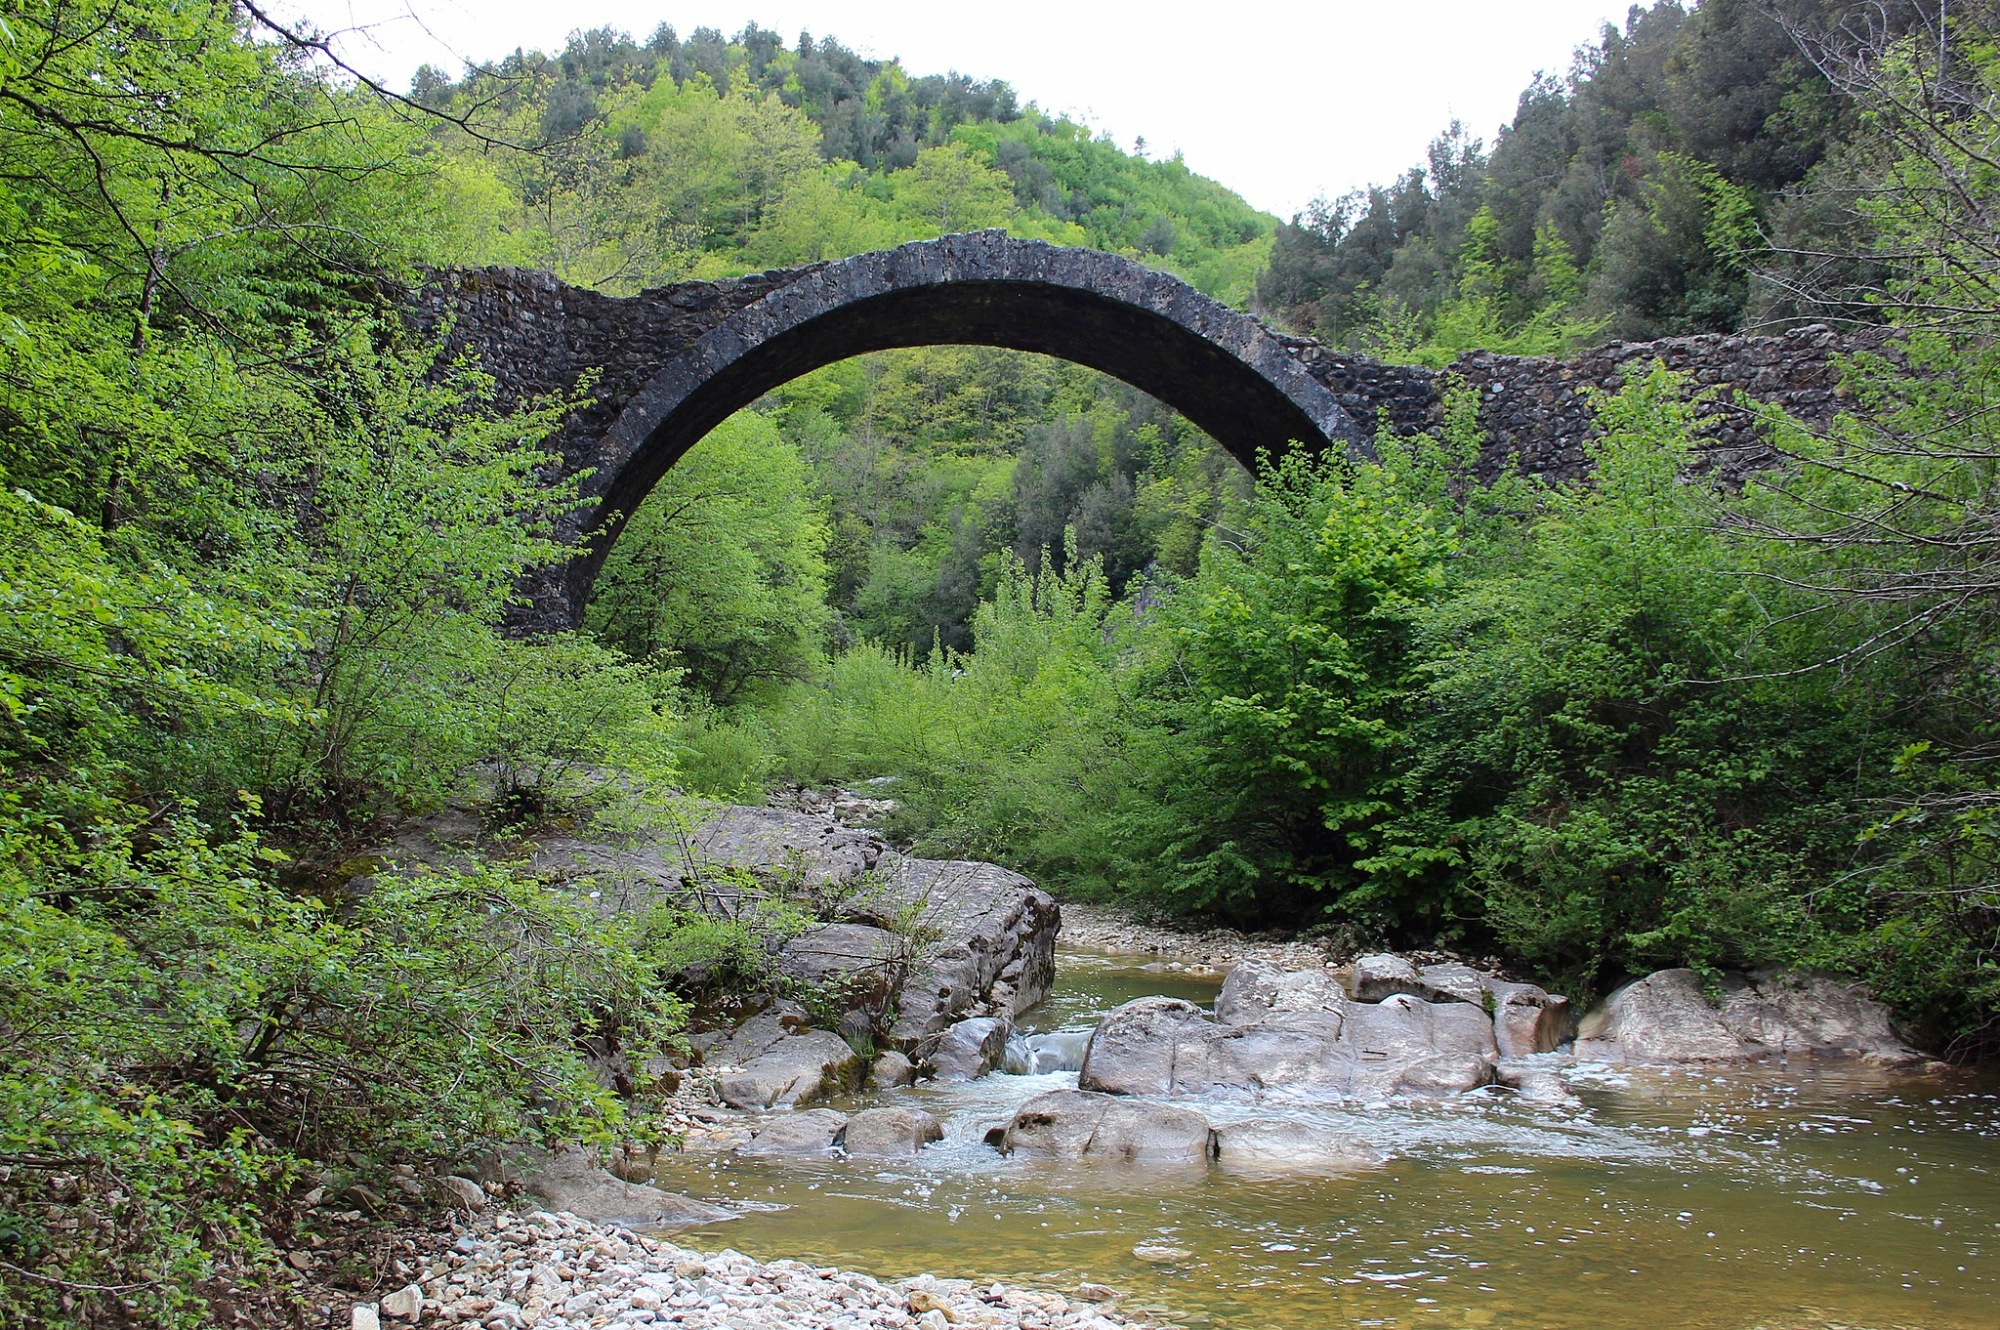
657,950 -> 2000,1329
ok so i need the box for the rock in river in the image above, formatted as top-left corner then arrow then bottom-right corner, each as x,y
996,1089 -> 1213,1164
1575,966 -> 1920,1065
1079,971 -> 1498,1101
926,1015 -> 1012,1081
839,1107 -> 945,1157
1209,1118 -> 1385,1174
736,1109 -> 848,1157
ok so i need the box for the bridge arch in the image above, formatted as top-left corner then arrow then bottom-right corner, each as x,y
557,231 -> 1363,616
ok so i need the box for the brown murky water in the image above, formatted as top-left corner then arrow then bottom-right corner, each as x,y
657,952 -> 2000,1329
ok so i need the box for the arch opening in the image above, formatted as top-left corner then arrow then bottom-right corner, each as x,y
556,233 -> 1362,617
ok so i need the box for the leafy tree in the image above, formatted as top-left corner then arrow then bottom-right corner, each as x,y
588,414 -> 832,703
897,141 -> 1017,236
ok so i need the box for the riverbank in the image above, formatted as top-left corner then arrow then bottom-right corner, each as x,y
359,1207 -> 1169,1330
1053,902 -> 1329,972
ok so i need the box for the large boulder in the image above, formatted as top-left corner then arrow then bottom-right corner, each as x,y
839,1108 -> 945,1157
1078,981 -> 1496,1101
1324,996 -> 1498,1096
1210,1119 -> 1385,1174
997,1090 -> 1213,1164
513,1148 -> 735,1230
882,858 -> 1059,1046
1574,969 -> 1746,1063
1720,969 -> 1920,1063
1077,997 -> 1210,1095
1577,966 -> 1918,1064
926,1016 -> 1012,1081
712,1014 -> 864,1109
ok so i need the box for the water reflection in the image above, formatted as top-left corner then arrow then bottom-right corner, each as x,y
657,949 -> 1999,1329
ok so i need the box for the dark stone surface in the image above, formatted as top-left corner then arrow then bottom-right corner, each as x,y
416,233 -> 1360,630
414,234 -> 1887,632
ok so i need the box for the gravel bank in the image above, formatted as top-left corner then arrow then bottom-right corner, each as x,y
1055,903 -> 1332,972
363,1207 -> 1172,1330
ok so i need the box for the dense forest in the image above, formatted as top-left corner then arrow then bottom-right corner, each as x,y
5,1 -> 2000,1325
1257,0 -> 1911,355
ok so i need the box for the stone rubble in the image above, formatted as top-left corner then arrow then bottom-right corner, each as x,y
361,1207 -> 1172,1330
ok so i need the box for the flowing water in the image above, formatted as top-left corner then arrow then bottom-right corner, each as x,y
656,950 -> 2000,1329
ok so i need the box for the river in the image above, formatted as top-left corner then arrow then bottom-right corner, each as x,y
655,949 -> 1999,1329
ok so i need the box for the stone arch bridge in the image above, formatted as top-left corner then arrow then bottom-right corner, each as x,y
416,231 -> 1863,632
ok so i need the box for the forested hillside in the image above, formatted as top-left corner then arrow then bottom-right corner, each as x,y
5,2 -> 2000,1325
1257,0 -> 1903,357
412,23 -> 1274,302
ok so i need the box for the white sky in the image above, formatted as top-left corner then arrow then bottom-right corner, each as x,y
284,0 -> 1631,221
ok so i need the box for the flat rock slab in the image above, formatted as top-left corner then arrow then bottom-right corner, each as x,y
1210,1118 -> 1385,1174
513,1147 -> 734,1230
683,804 -> 888,889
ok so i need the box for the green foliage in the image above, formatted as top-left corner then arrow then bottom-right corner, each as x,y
0,5 -> 744,1317
1256,0 -> 1880,348
732,357 -> 1996,1058
415,24 -> 1275,302
1114,454 -> 1454,922
588,413 -> 832,705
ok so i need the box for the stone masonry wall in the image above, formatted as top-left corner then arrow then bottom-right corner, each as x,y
413,260 -> 1888,629
1291,324 -> 1886,486
421,266 -> 1880,500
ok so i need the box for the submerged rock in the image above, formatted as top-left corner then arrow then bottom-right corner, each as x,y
1494,1061 -> 1582,1107
1003,1028 -> 1093,1074
1209,1118 -> 1385,1174
997,1089 -> 1213,1163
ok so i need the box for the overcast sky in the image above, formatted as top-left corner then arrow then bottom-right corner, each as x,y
283,0 -> 1630,221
